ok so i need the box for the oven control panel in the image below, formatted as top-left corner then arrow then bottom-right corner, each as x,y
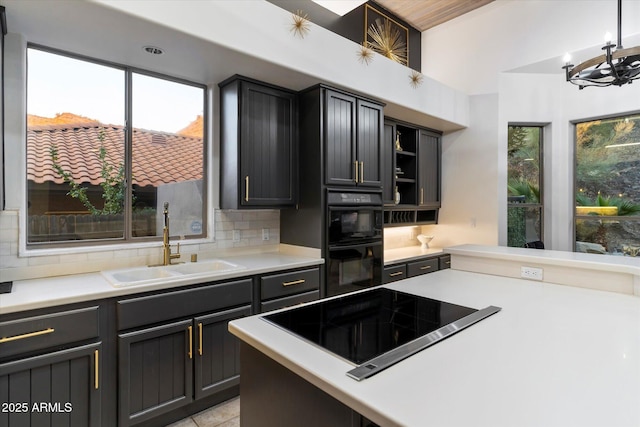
328,192 -> 382,205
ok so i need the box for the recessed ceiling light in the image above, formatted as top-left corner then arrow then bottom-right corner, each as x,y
143,46 -> 164,55
311,0 -> 367,16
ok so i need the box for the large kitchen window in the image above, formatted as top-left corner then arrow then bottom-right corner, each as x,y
26,46 -> 206,246
575,113 -> 640,255
507,125 -> 543,247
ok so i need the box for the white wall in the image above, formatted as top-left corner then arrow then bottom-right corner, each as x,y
422,0 -> 640,251
435,94 -> 500,248
422,0 -> 640,95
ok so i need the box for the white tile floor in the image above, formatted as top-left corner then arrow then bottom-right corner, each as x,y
166,397 -> 239,427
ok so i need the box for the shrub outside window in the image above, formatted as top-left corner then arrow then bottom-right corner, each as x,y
507,125 -> 543,248
575,114 -> 640,256
26,47 -> 206,246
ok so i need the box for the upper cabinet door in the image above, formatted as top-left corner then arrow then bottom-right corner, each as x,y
220,76 -> 297,209
324,89 -> 357,186
356,99 -> 383,187
240,82 -> 297,206
418,130 -> 441,207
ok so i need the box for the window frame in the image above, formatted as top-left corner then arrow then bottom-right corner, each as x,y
507,123 -> 545,248
25,44 -> 208,248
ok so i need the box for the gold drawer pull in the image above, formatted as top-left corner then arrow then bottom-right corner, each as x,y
94,350 -> 99,390
188,325 -> 193,359
360,161 -> 364,183
420,265 -> 433,270
198,323 -> 203,356
0,327 -> 55,343
389,271 -> 404,277
282,279 -> 305,287
354,161 -> 359,183
245,176 -> 250,202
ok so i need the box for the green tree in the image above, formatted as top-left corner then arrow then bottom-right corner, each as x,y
49,127 -> 129,215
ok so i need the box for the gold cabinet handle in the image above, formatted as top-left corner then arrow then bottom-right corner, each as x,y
360,161 -> 364,183
94,350 -> 99,390
354,161 -> 359,183
187,325 -> 193,359
421,188 -> 424,205
0,327 -> 55,343
282,279 -> 305,287
420,265 -> 432,270
198,323 -> 203,356
245,176 -> 249,202
389,271 -> 404,277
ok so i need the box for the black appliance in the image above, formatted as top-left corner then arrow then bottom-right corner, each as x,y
264,287 -> 501,380
326,191 -> 383,297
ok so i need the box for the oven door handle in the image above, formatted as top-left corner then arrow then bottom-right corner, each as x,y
328,240 -> 382,251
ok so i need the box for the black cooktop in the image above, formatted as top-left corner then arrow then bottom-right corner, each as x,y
264,288 -> 496,373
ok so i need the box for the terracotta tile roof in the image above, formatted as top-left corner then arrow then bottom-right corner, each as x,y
27,117 -> 203,187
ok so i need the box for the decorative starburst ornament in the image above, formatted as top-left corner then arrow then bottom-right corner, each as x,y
409,70 -> 423,88
357,43 -> 374,65
290,10 -> 310,39
367,18 -> 407,65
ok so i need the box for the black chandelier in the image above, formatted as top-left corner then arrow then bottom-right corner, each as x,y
562,0 -> 640,89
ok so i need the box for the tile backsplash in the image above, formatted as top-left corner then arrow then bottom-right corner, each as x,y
0,209 -> 280,282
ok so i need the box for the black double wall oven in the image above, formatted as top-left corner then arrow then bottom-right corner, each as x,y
326,191 -> 383,297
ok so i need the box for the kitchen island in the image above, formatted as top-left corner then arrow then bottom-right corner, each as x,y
229,268 -> 640,427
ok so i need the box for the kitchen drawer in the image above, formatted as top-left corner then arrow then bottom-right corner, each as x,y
383,264 -> 406,283
261,268 -> 320,301
0,306 -> 99,359
117,279 -> 252,331
407,258 -> 439,277
439,255 -> 451,270
260,290 -> 320,313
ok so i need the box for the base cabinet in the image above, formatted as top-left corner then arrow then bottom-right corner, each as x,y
0,343 -> 102,427
383,253 -> 451,284
118,320 -> 193,426
116,279 -> 252,426
194,306 -> 251,400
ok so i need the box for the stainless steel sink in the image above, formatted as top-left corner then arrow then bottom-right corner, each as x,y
101,259 -> 245,287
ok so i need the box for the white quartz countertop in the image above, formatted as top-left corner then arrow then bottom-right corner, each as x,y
383,246 -> 444,265
446,244 -> 640,274
229,269 -> 640,427
0,252 -> 323,315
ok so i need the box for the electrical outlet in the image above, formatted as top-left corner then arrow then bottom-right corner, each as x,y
232,230 -> 241,243
521,266 -> 543,281
262,228 -> 269,241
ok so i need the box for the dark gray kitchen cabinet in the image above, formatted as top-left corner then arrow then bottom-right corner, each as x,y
418,129 -> 441,208
118,319 -> 193,426
194,305 -> 251,400
383,253 -> 450,284
382,264 -> 406,284
382,121 -> 397,205
0,343 -> 102,427
219,75 -> 298,209
382,119 -> 442,226
259,267 -> 320,313
323,88 -> 383,187
116,279 -> 252,426
0,306 -> 103,427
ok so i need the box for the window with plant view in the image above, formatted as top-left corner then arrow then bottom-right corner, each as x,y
507,125 -> 543,247
575,114 -> 640,256
26,47 -> 206,245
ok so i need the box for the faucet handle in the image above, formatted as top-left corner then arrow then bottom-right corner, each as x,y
171,242 -> 181,259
